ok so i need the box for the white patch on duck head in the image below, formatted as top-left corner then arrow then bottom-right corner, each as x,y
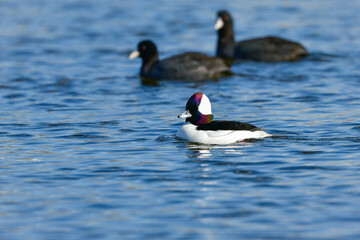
198,94 -> 212,115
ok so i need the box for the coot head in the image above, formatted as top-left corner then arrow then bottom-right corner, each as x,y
215,10 -> 235,58
129,40 -> 160,75
129,40 -> 159,62
215,10 -> 234,32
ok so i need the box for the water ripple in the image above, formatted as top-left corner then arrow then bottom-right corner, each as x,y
1,1 -> 360,240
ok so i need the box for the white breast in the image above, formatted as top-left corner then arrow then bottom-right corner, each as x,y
176,123 -> 271,145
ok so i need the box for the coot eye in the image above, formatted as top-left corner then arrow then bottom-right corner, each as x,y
222,15 -> 228,20
142,46 -> 146,50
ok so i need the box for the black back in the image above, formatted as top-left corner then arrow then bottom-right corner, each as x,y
197,120 -> 261,131
235,36 -> 308,62
136,40 -> 229,81
152,52 -> 229,80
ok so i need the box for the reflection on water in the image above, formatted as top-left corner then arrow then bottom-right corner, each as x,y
185,142 -> 248,159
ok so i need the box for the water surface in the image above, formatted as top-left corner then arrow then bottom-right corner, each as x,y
1,0 -> 360,239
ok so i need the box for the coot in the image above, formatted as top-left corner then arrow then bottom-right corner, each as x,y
129,40 -> 230,80
215,10 -> 308,62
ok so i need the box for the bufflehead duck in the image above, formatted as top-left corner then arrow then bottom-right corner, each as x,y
215,10 -> 308,62
129,40 -> 230,81
177,92 -> 271,144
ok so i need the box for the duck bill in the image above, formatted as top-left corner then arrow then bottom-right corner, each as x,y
129,50 -> 140,59
214,17 -> 224,30
178,110 -> 192,118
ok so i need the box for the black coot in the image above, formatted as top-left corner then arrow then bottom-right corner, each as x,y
129,40 -> 230,80
215,10 -> 308,62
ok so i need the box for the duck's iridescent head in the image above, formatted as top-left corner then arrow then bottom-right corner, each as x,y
178,92 -> 214,126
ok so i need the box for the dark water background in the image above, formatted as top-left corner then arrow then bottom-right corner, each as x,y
1,0 -> 360,239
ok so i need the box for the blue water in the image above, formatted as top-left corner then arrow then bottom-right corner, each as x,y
1,0 -> 360,239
